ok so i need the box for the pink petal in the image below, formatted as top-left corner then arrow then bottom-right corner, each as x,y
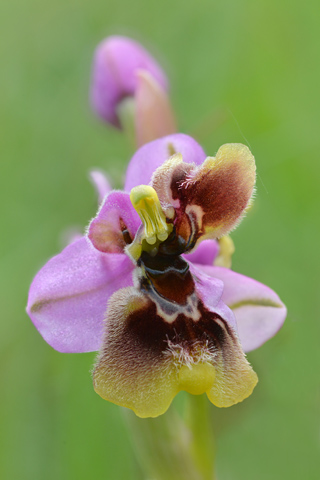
27,237 -> 134,353
88,191 -> 141,253
124,133 -> 206,191
89,169 -> 112,204
183,239 -> 219,265
90,36 -> 168,127
196,265 -> 287,352
189,263 -> 238,332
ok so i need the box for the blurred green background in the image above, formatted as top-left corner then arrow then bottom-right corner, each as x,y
1,0 -> 319,478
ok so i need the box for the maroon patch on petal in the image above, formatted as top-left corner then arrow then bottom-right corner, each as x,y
152,144 -> 255,248
125,298 -> 228,357
185,161 -> 251,231
169,163 -> 193,200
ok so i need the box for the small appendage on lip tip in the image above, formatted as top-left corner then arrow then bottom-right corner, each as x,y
130,185 -> 172,245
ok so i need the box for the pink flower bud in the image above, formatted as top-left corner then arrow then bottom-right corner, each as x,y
90,36 -> 168,128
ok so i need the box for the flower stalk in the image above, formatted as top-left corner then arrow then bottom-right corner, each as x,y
124,394 -> 215,480
185,395 -> 216,480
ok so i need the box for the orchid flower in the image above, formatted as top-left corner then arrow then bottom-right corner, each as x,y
90,36 -> 176,146
27,133 -> 286,418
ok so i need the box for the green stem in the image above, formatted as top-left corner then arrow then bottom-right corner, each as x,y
185,395 -> 216,480
122,394 -> 216,480
117,97 -> 136,147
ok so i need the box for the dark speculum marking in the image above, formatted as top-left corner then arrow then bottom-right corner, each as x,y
139,250 -> 194,304
124,299 -> 227,359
